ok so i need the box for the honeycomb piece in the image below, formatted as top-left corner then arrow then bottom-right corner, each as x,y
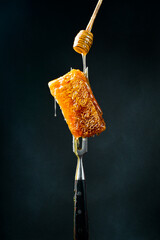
48,69 -> 106,139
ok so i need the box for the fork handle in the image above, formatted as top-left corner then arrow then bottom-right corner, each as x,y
74,180 -> 89,240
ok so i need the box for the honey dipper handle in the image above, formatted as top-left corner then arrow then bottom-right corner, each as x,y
86,0 -> 103,32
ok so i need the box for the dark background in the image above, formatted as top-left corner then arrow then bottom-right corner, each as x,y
1,0 -> 160,239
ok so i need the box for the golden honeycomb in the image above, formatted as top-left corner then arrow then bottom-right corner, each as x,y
48,69 -> 106,139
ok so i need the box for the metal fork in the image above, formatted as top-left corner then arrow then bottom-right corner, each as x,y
72,56 -> 89,240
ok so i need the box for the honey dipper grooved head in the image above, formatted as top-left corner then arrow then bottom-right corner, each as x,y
73,30 -> 93,55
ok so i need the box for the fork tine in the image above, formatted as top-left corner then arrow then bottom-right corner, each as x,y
73,136 -> 88,157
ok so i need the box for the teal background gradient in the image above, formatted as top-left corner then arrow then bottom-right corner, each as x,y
1,0 -> 160,239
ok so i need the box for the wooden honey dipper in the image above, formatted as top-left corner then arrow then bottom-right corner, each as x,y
73,0 -> 103,55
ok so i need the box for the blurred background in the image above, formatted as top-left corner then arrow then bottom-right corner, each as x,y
1,0 -> 160,239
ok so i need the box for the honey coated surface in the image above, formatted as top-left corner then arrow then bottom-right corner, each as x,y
48,69 -> 106,139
